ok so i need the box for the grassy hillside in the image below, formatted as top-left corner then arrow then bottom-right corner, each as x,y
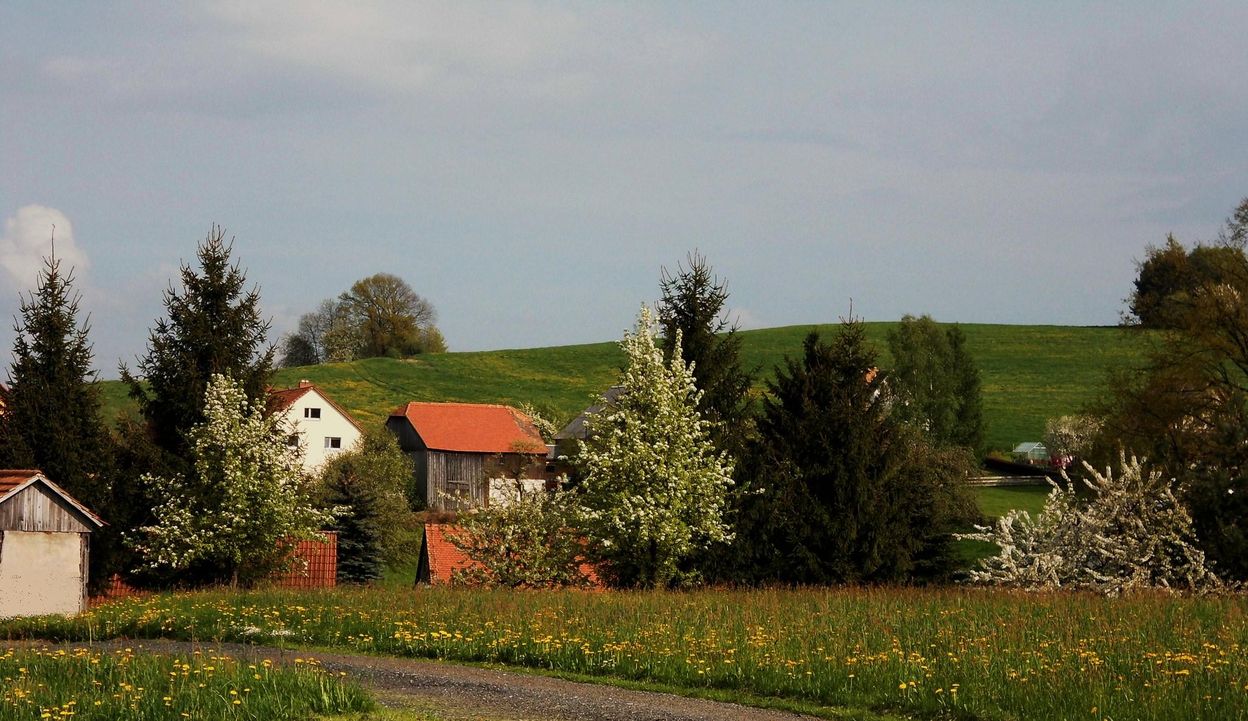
99,322 -> 1145,452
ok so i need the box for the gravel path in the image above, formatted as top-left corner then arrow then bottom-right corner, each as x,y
18,639 -> 830,721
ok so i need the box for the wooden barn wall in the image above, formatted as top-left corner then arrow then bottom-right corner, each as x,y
425,451 -> 487,511
0,484 -> 93,533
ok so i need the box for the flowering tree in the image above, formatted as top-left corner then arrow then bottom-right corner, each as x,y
447,487 -> 593,589
1042,414 -> 1102,468
575,305 -> 734,588
959,454 -> 1221,595
133,374 -> 332,586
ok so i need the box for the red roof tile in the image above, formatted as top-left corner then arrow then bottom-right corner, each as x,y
390,402 -> 546,455
421,524 -> 479,585
268,382 -> 364,433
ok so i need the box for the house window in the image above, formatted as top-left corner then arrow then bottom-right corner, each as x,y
304,407 -> 321,420
324,437 -> 342,449
286,434 -> 300,448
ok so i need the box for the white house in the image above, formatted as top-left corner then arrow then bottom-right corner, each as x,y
268,380 -> 364,472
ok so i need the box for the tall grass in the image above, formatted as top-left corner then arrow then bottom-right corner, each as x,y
4,586 -> 1244,720
0,644 -> 372,720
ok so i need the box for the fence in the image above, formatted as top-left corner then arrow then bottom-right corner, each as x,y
93,531 -> 338,601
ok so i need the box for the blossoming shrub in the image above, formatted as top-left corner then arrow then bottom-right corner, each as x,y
133,374 -> 333,586
575,305 -> 733,588
960,454 -> 1222,594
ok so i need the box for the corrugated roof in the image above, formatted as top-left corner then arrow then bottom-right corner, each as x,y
389,402 -> 546,455
0,469 -> 106,527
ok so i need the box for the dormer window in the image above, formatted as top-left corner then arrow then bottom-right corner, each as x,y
304,407 -> 321,420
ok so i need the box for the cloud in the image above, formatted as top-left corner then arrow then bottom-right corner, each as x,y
0,206 -> 88,291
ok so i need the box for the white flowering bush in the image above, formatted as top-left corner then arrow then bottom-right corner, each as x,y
133,374 -> 333,585
959,453 -> 1221,595
1042,414 -> 1102,467
575,305 -> 734,588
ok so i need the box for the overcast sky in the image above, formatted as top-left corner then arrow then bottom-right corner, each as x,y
4,2 -> 1248,379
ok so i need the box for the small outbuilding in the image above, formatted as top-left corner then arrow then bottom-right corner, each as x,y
0,469 -> 105,617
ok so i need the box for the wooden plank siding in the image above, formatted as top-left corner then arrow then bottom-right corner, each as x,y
0,484 -> 95,533
424,451 -> 487,511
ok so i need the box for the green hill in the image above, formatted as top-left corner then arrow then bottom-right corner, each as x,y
99,322 -> 1145,453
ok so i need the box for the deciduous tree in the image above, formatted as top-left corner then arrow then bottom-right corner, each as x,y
339,273 -> 444,358
885,314 -> 984,453
575,305 -> 734,588
133,374 -> 331,586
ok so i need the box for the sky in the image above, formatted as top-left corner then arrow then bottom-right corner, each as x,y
3,2 -> 1248,379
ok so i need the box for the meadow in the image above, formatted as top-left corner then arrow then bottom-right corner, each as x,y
100,323 -> 1145,453
3,586 -> 1245,721
0,644 -> 372,720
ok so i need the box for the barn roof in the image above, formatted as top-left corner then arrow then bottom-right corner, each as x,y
555,385 -> 624,441
268,380 -> 364,432
389,402 -> 546,455
0,469 -> 105,527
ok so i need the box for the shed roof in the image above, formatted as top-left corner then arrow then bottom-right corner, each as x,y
389,402 -> 546,455
418,524 -> 478,585
0,469 -> 105,527
555,386 -> 624,441
1013,442 -> 1048,454
268,380 -> 364,432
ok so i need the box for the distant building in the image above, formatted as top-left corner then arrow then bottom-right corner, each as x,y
0,469 -> 105,617
553,385 -> 624,460
268,380 -> 364,472
386,402 -> 548,511
1012,441 -> 1050,465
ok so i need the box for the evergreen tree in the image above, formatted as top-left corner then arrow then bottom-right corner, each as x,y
317,429 -> 420,583
121,227 -> 274,462
886,315 -> 984,454
1,252 -> 117,588
736,322 -> 975,584
575,305 -> 734,588
657,252 -> 755,458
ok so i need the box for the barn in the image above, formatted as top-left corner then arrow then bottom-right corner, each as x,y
386,402 -> 549,511
0,469 -> 104,617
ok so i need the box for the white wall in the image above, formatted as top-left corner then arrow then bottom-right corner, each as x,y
487,477 -> 549,507
0,531 -> 86,617
280,389 -> 363,472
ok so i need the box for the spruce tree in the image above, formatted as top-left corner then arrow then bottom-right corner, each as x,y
121,227 -> 274,462
737,322 -> 973,584
2,252 -> 116,586
886,315 -> 984,454
657,252 -> 755,459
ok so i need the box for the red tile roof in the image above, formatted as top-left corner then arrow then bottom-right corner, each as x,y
419,523 -> 601,587
0,469 -> 106,527
268,382 -> 364,432
420,524 -> 479,585
390,402 -> 546,455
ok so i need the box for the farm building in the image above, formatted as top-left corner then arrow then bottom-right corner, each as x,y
386,402 -> 549,511
268,380 -> 364,472
553,385 -> 624,460
0,469 -> 104,617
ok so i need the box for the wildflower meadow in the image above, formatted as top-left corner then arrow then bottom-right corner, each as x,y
3,586 -> 1246,720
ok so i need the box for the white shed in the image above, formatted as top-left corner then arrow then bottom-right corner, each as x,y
0,470 -> 104,617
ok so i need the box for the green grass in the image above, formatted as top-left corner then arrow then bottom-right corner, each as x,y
0,644 -> 373,720
3,587 -> 1245,721
971,485 -> 1052,519
99,323 -> 1145,453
